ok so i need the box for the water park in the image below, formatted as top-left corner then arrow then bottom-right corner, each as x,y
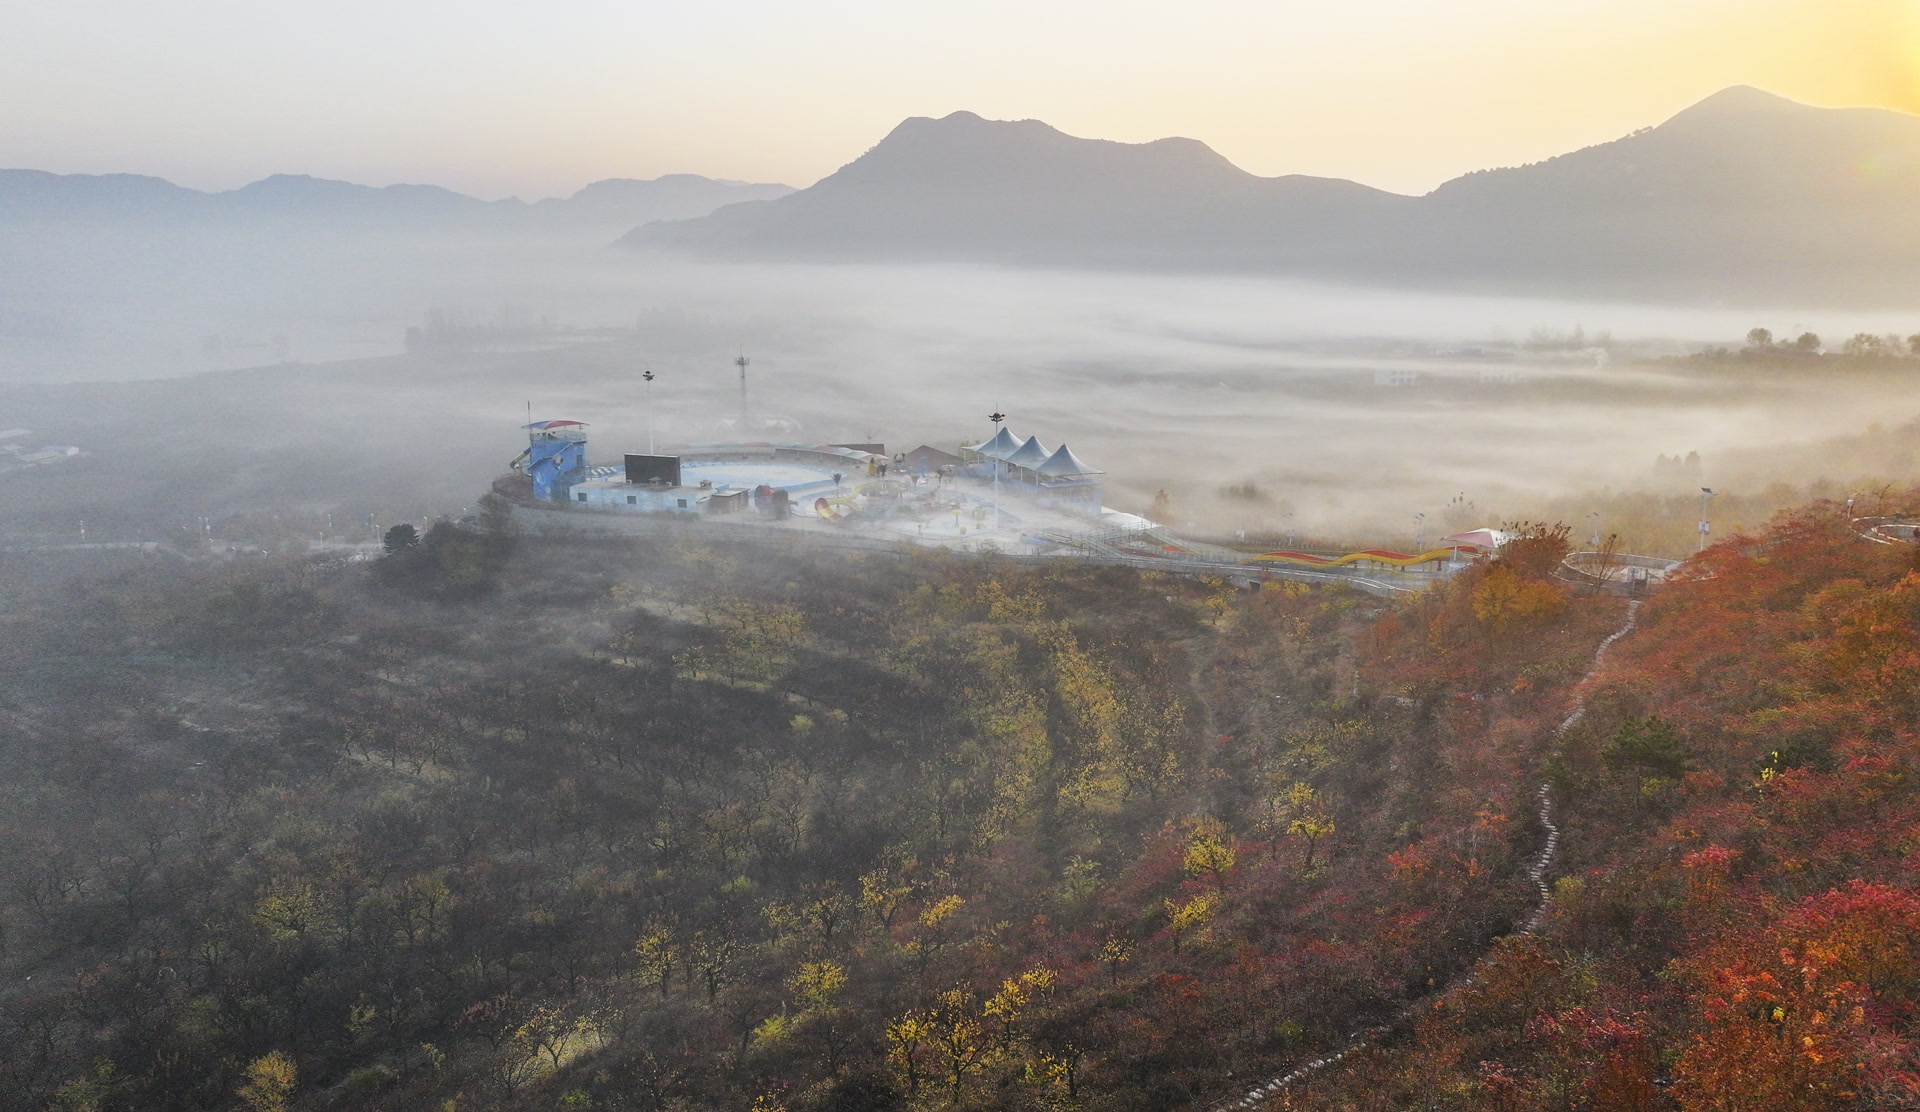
493,415 -> 1538,595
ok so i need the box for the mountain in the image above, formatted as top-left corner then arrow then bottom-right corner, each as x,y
1408,86 -> 1920,295
0,170 -> 793,234
627,110 -> 1412,268
0,170 -> 210,222
528,174 -> 792,228
624,89 -> 1920,300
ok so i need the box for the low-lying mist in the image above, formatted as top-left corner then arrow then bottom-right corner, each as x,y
2,229 -> 1917,556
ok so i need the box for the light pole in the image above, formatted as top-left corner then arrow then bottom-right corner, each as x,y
643,368 -> 656,455
1697,487 -> 1716,552
987,409 -> 1005,534
1847,491 -> 1857,520
1284,512 -> 1295,550
1588,511 -> 1600,549
735,353 -> 750,434
1414,512 -> 1425,553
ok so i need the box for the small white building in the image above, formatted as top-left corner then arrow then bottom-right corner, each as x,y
568,478 -> 702,514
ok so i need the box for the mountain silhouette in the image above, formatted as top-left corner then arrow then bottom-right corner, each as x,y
627,110 -> 1410,267
625,88 -> 1920,300
0,170 -> 793,233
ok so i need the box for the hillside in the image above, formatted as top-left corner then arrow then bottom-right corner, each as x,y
1286,502 -> 1920,1109
3,502 -> 1919,1110
626,88 -> 1920,300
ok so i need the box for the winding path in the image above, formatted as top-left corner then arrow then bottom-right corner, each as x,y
1212,600 -> 1642,1111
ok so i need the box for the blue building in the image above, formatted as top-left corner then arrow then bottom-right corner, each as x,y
511,420 -> 589,501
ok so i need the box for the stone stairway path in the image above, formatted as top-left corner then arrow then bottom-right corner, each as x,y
1214,600 -> 1642,1110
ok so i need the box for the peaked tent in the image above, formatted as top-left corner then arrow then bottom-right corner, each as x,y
1443,528 -> 1510,550
1004,435 -> 1051,468
969,427 -> 1021,460
1036,444 -> 1103,477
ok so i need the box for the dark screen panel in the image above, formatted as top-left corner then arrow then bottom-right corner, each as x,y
624,454 -> 682,486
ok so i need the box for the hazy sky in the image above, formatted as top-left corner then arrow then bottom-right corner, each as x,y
5,0 -> 1916,199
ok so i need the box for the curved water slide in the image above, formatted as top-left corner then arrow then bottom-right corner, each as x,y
1029,524 -> 1474,595
812,479 -> 908,524
1242,547 -> 1476,569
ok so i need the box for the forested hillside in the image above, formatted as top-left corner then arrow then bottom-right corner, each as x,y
2,501 -> 1914,1111
1294,504 -> 1920,1110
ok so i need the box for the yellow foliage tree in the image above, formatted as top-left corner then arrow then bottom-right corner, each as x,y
1164,890 -> 1220,952
634,923 -> 677,998
253,879 -> 330,943
1182,818 -> 1237,886
1471,566 -> 1565,633
237,1051 -> 296,1112
885,1013 -> 935,1098
931,988 -> 990,1104
1282,782 -> 1336,871
790,959 -> 847,1009
860,865 -> 913,932
1050,630 -> 1129,816
983,967 -> 1057,1050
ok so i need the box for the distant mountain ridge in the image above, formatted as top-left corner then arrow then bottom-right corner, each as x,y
0,170 -> 794,232
624,88 -> 1920,301
626,110 -> 1413,268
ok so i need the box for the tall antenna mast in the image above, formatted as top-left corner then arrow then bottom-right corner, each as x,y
736,353 -> 750,433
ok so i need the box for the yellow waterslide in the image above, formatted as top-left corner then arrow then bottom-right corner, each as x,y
1242,547 -> 1473,569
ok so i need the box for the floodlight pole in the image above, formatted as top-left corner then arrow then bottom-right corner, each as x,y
1414,512 -> 1425,553
1698,487 -> 1716,552
736,354 -> 750,433
643,368 -> 656,455
988,410 -> 1005,534
1588,511 -> 1600,549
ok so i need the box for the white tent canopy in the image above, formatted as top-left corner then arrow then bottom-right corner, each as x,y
1036,444 -> 1103,477
1443,528 -> 1512,549
970,427 -> 1021,460
1004,435 -> 1051,468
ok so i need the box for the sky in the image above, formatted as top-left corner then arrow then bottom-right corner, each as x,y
3,0 -> 1917,200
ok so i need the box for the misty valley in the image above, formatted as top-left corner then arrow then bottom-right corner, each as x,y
9,87 -> 1920,1112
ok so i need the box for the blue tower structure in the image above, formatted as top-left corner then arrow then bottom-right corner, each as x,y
511,420 -> 589,501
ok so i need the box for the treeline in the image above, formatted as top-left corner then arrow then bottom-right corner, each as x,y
0,514 -> 1643,1111
1690,327 -> 1920,363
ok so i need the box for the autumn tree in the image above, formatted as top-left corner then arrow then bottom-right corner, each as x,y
236,1052 -> 295,1112
1182,817 -> 1237,887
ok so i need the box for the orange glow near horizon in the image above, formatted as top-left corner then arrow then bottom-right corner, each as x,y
1,0 -> 1916,198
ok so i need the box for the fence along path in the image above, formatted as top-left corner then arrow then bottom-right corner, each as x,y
1213,599 -> 1643,1111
